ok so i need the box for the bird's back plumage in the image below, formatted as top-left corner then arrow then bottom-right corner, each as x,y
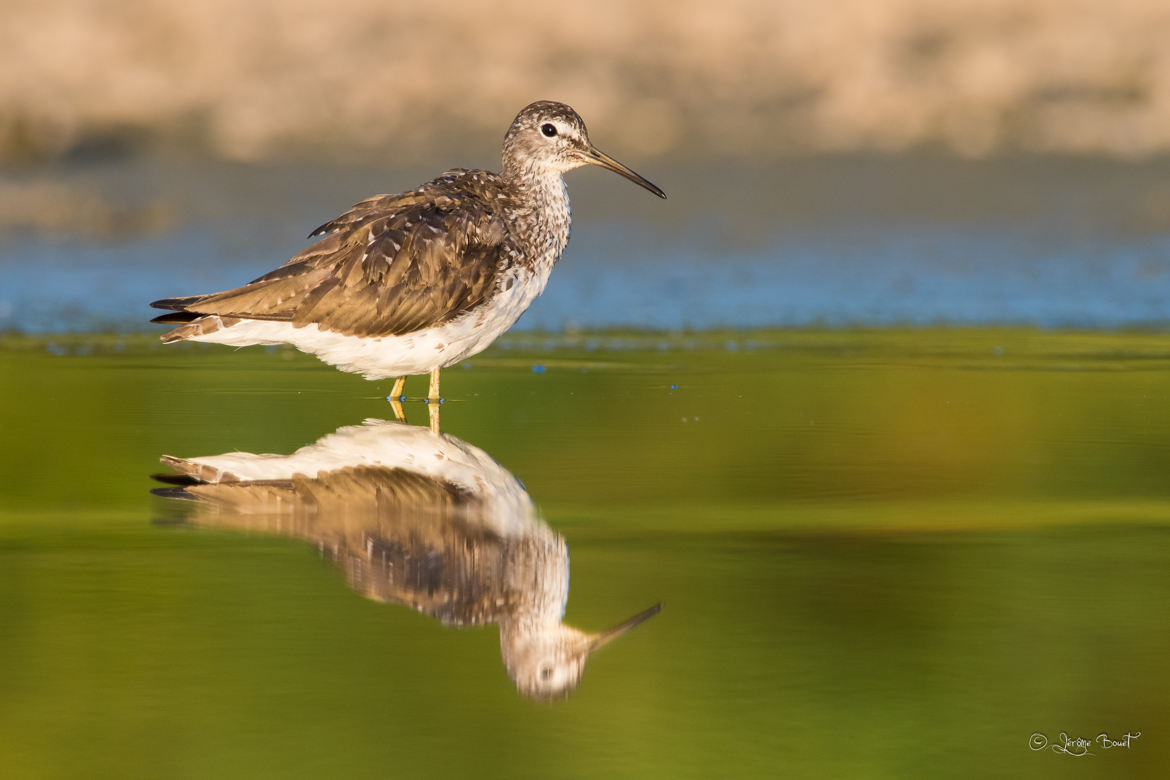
152,170 -> 513,342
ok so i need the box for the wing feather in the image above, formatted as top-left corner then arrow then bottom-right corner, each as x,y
160,172 -> 512,338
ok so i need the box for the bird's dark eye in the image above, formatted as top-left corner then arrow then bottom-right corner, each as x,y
540,123 -> 557,138
540,666 -> 553,681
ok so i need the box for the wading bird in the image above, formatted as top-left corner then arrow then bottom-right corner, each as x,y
150,101 -> 666,399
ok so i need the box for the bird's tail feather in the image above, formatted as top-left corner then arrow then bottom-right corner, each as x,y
156,315 -> 237,344
150,295 -> 205,312
150,311 -> 200,325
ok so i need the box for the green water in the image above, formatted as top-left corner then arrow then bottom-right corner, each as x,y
2,329 -> 1168,779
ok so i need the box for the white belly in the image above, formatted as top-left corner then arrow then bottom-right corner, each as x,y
189,271 -> 547,380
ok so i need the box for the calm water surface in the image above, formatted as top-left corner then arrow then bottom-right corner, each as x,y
1,330 -> 1168,778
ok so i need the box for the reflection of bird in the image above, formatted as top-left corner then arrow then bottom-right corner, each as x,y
152,419 -> 660,700
150,101 -> 666,399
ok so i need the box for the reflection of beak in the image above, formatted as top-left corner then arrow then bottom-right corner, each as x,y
582,147 -> 668,199
588,602 -> 663,653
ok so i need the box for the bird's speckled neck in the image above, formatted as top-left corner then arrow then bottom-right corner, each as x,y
503,165 -> 572,265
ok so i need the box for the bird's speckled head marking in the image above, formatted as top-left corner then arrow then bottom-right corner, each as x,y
502,100 -> 667,199
502,101 -> 592,176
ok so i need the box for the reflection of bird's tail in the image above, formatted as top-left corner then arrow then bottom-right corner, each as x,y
150,485 -> 195,501
154,454 -> 235,485
149,456 -> 224,503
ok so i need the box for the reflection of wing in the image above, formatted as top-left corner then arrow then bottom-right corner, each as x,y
154,464 -> 479,516
151,170 -> 511,338
152,419 -> 565,627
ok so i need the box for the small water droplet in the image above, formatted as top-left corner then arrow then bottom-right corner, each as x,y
532,364 -> 546,374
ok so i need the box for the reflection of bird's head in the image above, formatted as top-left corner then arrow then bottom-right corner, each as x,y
500,604 -> 662,701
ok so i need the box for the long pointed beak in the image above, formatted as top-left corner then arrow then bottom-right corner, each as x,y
588,602 -> 663,653
583,146 -> 667,199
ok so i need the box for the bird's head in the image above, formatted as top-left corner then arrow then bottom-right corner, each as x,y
503,100 -> 666,198
500,602 -> 662,700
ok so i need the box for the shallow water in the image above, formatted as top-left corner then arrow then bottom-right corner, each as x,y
1,330 -> 1168,778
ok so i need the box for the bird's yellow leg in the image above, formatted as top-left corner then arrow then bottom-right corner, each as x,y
390,376 -> 406,400
428,401 -> 441,434
388,396 -> 406,423
428,367 -> 441,400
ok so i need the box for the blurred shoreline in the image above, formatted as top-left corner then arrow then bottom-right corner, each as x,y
5,150 -> 1170,240
5,0 -> 1170,164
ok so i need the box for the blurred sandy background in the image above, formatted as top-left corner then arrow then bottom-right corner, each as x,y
4,0 -> 1170,164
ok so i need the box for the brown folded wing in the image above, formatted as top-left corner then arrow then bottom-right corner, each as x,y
168,173 -> 511,338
